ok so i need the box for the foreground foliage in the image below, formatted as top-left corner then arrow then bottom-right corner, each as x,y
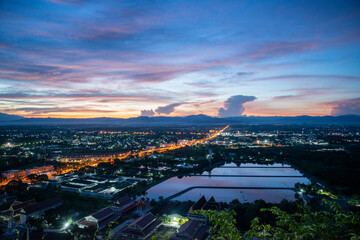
198,200 -> 360,240
196,209 -> 243,239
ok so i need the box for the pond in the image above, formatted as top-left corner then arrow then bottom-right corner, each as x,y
144,162 -> 311,203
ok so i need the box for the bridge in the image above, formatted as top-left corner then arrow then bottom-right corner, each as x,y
164,186 -> 296,201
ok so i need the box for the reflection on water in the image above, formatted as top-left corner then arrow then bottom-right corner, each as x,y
145,163 -> 310,203
201,167 -> 303,176
173,188 -> 298,203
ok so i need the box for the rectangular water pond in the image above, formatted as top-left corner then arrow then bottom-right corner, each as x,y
144,163 -> 310,203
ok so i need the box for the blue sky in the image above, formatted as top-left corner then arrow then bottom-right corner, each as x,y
0,0 -> 359,118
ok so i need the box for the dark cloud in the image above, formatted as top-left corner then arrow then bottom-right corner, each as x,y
140,109 -> 155,117
218,95 -> 256,117
155,103 -> 182,115
236,72 -> 253,76
330,98 -> 360,116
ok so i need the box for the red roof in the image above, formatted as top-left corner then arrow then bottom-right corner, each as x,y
21,197 -> 63,215
11,199 -> 36,212
90,207 -> 114,221
121,217 -> 162,238
78,219 -> 97,228
130,212 -> 157,230
136,200 -> 146,207
121,202 -> 137,213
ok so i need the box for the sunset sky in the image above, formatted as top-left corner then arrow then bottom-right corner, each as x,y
0,0 -> 359,118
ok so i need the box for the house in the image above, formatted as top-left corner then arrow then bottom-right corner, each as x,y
25,165 -> 55,176
170,220 -> 209,240
19,197 -> 63,224
78,207 -> 120,230
120,212 -> 162,239
2,198 -> 63,225
0,199 -> 35,221
1,169 -> 26,180
10,199 -> 37,217
112,195 -> 136,213
135,199 -> 149,213
187,196 -> 220,222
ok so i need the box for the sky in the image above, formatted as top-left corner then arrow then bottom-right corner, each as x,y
0,0 -> 359,118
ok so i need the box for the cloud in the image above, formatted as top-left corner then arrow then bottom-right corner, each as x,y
140,109 -> 155,117
272,95 -> 298,100
218,95 -> 256,117
236,72 -> 253,76
252,75 -> 360,82
328,98 -> 360,116
14,107 -> 117,114
155,103 -> 182,115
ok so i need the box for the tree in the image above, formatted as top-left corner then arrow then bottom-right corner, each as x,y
71,225 -> 98,240
245,199 -> 360,240
27,174 -> 39,182
196,209 -> 243,240
26,216 -> 45,231
5,180 -> 27,195
27,174 -> 48,183
198,200 -> 360,240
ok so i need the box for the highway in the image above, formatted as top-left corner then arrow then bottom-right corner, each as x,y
57,125 -> 229,174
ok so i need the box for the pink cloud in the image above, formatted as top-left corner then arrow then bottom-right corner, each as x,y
326,98 -> 360,116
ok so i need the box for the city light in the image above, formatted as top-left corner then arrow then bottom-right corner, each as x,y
63,220 -> 72,229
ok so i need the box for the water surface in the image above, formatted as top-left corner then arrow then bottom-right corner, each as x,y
145,163 -> 310,203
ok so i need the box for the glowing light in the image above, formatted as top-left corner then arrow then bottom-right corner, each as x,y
63,220 -> 72,229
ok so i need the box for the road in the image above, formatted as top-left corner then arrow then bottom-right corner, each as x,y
56,125 -> 229,174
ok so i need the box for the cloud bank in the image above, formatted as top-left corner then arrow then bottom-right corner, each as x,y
330,98 -> 360,116
218,95 -> 256,117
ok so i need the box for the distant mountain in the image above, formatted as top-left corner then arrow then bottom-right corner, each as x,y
0,113 -> 359,126
0,113 -> 25,122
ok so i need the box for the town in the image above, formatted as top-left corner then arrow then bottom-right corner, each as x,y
0,124 -> 359,239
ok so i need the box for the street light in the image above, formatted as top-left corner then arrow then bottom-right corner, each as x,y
63,220 -> 72,229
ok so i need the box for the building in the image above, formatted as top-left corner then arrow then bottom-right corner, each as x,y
0,199 -> 36,222
120,212 -> 162,239
25,165 -> 55,176
18,197 -> 63,224
112,195 -> 136,213
170,220 -> 209,240
1,170 -> 27,180
1,198 -> 63,225
135,199 -> 150,215
178,140 -> 190,146
187,196 -> 220,222
1,165 -> 55,181
78,207 -> 120,230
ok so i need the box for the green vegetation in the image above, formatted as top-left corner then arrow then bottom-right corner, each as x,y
198,199 -> 360,240
283,145 -> 360,195
70,225 -> 98,240
196,209 -> 242,239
